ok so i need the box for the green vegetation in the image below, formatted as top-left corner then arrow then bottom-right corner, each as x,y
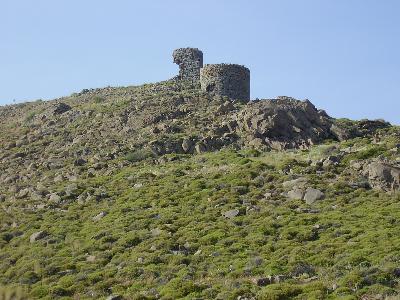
1,133 -> 400,299
125,149 -> 155,163
0,80 -> 399,299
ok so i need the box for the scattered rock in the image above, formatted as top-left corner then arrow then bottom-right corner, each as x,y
216,101 -> 235,114
65,183 -> 78,196
86,255 -> 96,262
92,211 -> 107,221
366,161 -> 400,192
30,231 -> 47,243
222,209 -> 240,218
74,158 -> 87,166
49,193 -> 61,203
133,183 -> 143,189
17,188 -> 30,199
150,228 -> 162,236
253,277 -> 271,286
194,249 -> 202,256
195,143 -> 207,154
263,192 -> 272,199
53,102 -> 72,115
287,188 -> 305,200
282,177 -> 307,189
182,138 -> 194,153
303,188 -> 324,204
322,155 -> 341,167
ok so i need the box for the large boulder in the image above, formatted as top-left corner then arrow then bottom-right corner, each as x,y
366,162 -> 400,192
303,188 -> 324,204
235,98 -> 335,150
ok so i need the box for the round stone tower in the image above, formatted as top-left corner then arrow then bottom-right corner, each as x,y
173,48 -> 203,82
200,64 -> 250,101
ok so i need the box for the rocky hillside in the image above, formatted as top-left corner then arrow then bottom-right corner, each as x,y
0,80 -> 399,299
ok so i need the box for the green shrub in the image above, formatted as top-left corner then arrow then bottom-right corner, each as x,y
125,149 -> 155,162
93,96 -> 105,103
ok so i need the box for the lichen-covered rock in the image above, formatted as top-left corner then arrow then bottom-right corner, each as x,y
30,231 -> 47,243
287,188 -> 305,200
303,188 -> 324,204
222,209 -> 240,218
92,211 -> 107,221
366,161 -> 400,192
235,98 -> 335,150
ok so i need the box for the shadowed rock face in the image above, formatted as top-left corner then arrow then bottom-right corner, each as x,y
235,98 -> 335,150
367,162 -> 400,192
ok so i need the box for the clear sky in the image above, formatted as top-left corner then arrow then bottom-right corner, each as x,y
1,0 -> 399,124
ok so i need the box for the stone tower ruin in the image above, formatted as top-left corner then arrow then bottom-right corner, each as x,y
200,64 -> 250,101
173,48 -> 203,82
172,48 -> 250,101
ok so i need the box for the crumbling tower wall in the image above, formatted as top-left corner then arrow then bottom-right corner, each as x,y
200,64 -> 250,101
173,48 -> 203,82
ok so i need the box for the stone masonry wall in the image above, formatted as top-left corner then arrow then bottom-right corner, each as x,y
173,48 -> 203,82
200,64 -> 250,101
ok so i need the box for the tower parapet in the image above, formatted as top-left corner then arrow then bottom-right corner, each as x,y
173,48 -> 203,82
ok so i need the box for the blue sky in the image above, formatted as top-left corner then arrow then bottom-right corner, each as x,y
1,0 -> 399,124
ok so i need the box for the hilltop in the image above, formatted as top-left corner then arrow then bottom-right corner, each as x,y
0,49 -> 400,299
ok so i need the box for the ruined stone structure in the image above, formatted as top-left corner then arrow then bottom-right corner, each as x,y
172,48 -> 250,101
173,48 -> 203,82
200,64 -> 250,101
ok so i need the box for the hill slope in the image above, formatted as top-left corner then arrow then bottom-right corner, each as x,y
0,81 -> 399,299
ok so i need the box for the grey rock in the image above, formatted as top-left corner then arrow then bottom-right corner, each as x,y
65,183 -> 78,196
17,188 -> 30,198
222,209 -> 240,218
282,177 -> 307,189
31,192 -> 43,201
133,183 -> 143,189
287,188 -> 305,200
53,103 -> 71,115
30,231 -> 47,243
216,101 -> 235,114
92,211 -> 107,221
182,138 -> 194,153
235,99 -> 334,150
0,195 -> 5,202
195,143 -> 207,154
304,188 -> 324,204
150,228 -> 162,236
74,158 -> 87,166
367,161 -> 400,192
49,193 -> 61,203
255,277 -> 271,286
322,155 -> 341,167
53,174 -> 64,183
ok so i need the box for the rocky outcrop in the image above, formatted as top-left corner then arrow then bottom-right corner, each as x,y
351,159 -> 400,192
366,161 -> 400,192
330,119 -> 391,141
235,98 -> 335,150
